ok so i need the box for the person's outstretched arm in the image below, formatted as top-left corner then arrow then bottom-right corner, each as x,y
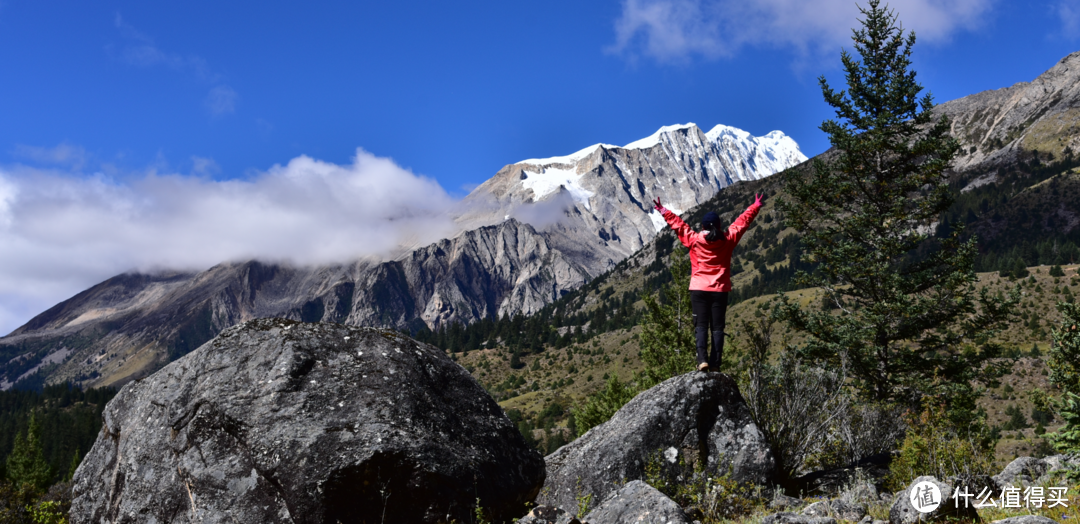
654,197 -> 694,247
727,193 -> 764,243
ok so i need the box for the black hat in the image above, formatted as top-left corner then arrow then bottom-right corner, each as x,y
702,211 -> 720,228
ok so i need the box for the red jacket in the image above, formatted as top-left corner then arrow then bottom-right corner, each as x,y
661,202 -> 760,292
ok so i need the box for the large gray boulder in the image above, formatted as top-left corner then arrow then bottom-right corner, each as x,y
70,318 -> 545,523
993,457 -> 1052,487
582,480 -> 693,524
992,454 -> 1080,487
538,372 -> 774,512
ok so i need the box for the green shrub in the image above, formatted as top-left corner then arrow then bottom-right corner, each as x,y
886,401 -> 995,491
1003,404 -> 1028,430
572,375 -> 636,435
643,449 -> 765,522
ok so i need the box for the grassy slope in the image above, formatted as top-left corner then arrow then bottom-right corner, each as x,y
451,262 -> 1080,465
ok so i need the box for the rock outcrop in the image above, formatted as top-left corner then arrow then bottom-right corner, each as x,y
70,318 -> 544,523
992,455 -> 1078,487
938,50 -> 1080,172
582,480 -> 693,524
537,372 -> 774,512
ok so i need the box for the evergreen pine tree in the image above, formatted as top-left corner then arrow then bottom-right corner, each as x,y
572,245 -> 697,433
637,246 -> 695,387
65,448 -> 81,482
6,413 -> 53,491
1047,302 -> 1080,453
774,0 -> 1017,428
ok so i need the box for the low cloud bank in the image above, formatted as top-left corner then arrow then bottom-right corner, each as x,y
0,149 -> 459,335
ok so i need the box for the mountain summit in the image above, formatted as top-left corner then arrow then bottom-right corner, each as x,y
0,123 -> 804,390
457,123 -> 804,276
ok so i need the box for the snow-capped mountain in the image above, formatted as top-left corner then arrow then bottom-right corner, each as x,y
457,123 -> 805,276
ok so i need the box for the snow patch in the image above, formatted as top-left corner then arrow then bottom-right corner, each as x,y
519,143 -> 615,166
520,166 -> 594,210
649,207 -> 682,232
623,123 -> 698,150
705,124 -> 752,143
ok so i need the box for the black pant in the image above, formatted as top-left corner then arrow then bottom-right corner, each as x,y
691,290 -> 729,369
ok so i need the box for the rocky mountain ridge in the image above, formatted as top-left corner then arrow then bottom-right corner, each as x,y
457,123 -> 804,273
939,50 -> 1080,174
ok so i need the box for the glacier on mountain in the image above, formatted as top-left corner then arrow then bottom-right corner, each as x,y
520,166 -> 594,210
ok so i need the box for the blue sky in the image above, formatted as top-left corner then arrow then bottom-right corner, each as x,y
1,0 -> 1079,335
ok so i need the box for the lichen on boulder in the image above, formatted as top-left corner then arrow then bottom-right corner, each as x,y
70,318 -> 544,523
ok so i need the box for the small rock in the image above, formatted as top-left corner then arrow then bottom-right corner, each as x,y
802,501 -> 831,517
770,493 -> 805,510
582,480 -> 693,524
517,505 -> 572,524
683,504 -> 705,521
801,499 -> 866,522
829,499 -> 867,521
761,511 -> 838,524
989,517 -> 1058,524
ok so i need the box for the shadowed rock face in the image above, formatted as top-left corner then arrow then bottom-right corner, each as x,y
537,372 -> 774,513
70,318 -> 544,524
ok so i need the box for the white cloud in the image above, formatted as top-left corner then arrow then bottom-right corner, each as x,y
112,13 -> 219,82
609,0 -> 995,63
0,149 -> 459,336
12,143 -> 89,169
111,13 -> 234,113
205,86 -> 238,116
1060,0 -> 1080,35
190,156 -> 220,176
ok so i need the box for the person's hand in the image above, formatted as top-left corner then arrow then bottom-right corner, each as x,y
653,197 -> 665,212
754,193 -> 764,206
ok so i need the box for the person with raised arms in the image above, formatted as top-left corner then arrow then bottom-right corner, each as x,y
652,193 -> 763,372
